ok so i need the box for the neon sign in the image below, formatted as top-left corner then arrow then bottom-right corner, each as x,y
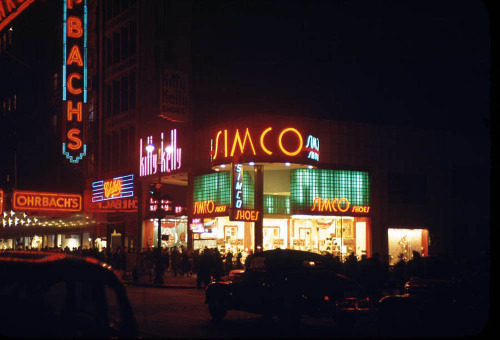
311,197 -> 370,214
139,129 -> 182,177
85,197 -> 138,212
62,0 -> 87,163
193,200 -> 227,215
232,209 -> 260,222
12,191 -> 82,213
210,126 -> 320,164
305,135 -> 320,161
92,174 -> 134,202
233,164 -> 243,209
0,0 -> 35,32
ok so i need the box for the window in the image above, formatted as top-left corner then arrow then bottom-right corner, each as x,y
129,71 -> 136,109
113,32 -> 120,63
112,80 -> 119,116
130,22 -> 136,56
106,85 -> 112,117
121,75 -> 129,112
121,26 -> 129,59
106,38 -> 112,66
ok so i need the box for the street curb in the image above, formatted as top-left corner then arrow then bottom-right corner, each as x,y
123,281 -> 200,289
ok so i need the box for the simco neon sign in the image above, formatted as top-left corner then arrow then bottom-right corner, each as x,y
92,174 -> 134,202
311,197 -> 370,214
139,129 -> 182,177
210,127 -> 320,163
62,0 -> 87,163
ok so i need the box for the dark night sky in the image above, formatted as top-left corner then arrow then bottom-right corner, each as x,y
192,0 -> 491,140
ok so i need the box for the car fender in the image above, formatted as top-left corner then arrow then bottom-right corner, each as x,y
205,281 -> 232,305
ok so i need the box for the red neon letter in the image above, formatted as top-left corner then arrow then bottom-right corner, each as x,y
67,100 -> 82,121
67,128 -> 83,150
67,16 -> 83,38
67,73 -> 82,95
67,45 -> 84,67
67,0 -> 83,9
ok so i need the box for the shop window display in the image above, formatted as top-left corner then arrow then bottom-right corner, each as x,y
291,216 -> 370,259
387,228 -> 429,265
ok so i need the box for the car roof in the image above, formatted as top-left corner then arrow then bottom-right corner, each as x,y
0,251 -> 116,280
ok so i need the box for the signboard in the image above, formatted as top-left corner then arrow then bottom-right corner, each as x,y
62,0 -> 88,163
230,208 -> 260,222
92,174 -> 134,202
159,69 -> 189,122
311,197 -> 370,215
210,126 -> 320,166
84,196 -> 138,213
139,129 -> 182,177
192,200 -> 227,217
12,190 -> 82,213
0,189 -> 3,215
0,0 -> 35,33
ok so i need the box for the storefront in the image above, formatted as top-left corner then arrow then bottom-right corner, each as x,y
187,124 -> 374,258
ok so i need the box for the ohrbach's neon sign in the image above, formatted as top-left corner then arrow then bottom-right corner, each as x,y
210,127 -> 320,162
61,0 -> 87,164
13,191 -> 82,212
311,197 -> 370,214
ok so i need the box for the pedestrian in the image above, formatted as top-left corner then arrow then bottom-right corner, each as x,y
224,251 -> 233,276
236,250 -> 243,269
171,246 -> 180,276
180,247 -> 190,277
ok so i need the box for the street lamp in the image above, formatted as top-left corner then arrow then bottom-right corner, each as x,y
146,141 -> 172,284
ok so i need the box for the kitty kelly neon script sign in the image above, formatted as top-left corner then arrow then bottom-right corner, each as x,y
139,129 -> 182,177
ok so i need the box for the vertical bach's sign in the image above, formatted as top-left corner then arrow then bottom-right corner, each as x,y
62,0 -> 87,163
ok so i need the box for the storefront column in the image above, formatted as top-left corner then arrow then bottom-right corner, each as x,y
254,165 -> 264,251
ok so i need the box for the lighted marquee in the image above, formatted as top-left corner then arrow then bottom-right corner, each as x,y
92,174 -> 134,202
210,126 -> 320,165
139,129 -> 182,177
62,0 -> 87,163
12,191 -> 82,213
0,189 -> 3,215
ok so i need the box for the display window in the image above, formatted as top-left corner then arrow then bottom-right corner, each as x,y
387,228 -> 429,265
143,217 -> 187,249
291,216 -> 371,258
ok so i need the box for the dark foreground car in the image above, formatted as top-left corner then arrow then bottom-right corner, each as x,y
378,256 -> 489,337
205,249 -> 369,326
0,251 -> 138,338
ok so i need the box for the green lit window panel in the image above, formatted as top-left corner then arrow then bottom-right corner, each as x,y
263,195 -> 290,215
290,169 -> 370,212
193,171 -> 254,209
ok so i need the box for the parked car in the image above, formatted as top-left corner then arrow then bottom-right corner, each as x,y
378,256 -> 472,337
205,249 -> 370,326
0,251 -> 138,338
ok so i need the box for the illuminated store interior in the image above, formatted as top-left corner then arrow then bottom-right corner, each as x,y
191,166 -> 372,259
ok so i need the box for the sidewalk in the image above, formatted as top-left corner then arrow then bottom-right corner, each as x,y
122,271 -> 201,289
